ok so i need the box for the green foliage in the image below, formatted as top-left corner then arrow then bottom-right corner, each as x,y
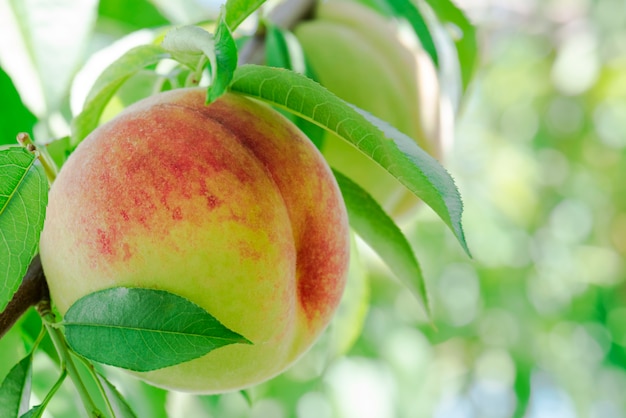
230,64 -> 468,254
264,23 -> 326,149
334,170 -> 430,316
0,67 -> 36,145
386,0 -> 438,66
208,15 -> 238,103
63,287 -> 251,372
98,0 -> 168,31
264,23 -> 308,75
160,26 -> 213,71
21,405 -> 44,418
20,369 -> 66,418
0,147 -> 48,313
224,0 -> 267,31
423,0 -> 477,92
265,24 -> 293,70
0,354 -> 32,418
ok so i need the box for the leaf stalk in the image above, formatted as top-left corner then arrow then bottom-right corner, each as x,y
17,133 -> 57,184
38,301 -> 105,418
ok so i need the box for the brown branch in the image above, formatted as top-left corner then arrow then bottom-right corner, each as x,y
0,0 -> 317,340
0,255 -> 49,339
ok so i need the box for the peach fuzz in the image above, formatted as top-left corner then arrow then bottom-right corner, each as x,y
39,89 -> 350,393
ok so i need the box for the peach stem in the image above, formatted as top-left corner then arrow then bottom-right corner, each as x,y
17,132 -> 58,184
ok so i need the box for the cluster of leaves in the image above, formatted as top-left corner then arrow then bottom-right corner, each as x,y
0,0 -> 476,416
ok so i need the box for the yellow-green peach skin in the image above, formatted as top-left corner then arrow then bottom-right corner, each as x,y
39,89 -> 350,393
294,1 -> 442,219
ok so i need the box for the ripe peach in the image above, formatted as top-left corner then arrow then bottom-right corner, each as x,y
39,89 -> 350,393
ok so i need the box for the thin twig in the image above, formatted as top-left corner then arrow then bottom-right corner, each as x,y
0,255 -> 49,339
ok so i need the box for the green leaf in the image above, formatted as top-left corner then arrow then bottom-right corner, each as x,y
0,147 -> 48,313
19,369 -> 66,418
160,21 -> 237,103
96,372 -> 138,418
70,44 -> 170,147
265,23 -> 306,74
239,389 -> 254,407
0,148 -> 34,215
264,24 -> 325,149
424,0 -> 477,91
63,287 -> 252,372
20,406 -> 40,418
230,65 -> 469,255
265,24 -> 290,70
387,0 -> 438,67
0,66 -> 37,146
98,0 -> 169,31
161,25 -> 213,71
334,170 -> 429,316
224,0 -> 266,31
208,14 -> 238,103
0,355 -> 32,418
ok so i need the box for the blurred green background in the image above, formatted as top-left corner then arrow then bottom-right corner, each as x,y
2,0 -> 626,417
